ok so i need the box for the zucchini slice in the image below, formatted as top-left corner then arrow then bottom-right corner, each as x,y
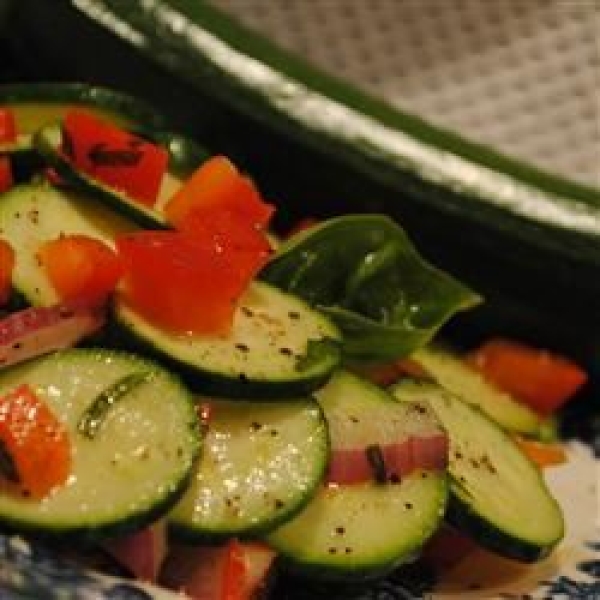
169,397 -> 328,540
0,348 -> 200,539
113,281 -> 342,398
411,345 -> 541,436
0,183 -> 136,307
390,380 -> 564,562
266,371 -> 447,580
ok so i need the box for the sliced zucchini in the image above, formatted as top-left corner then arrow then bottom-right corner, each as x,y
0,82 -> 169,183
0,183 -> 136,307
34,124 -> 170,229
0,348 -> 200,539
113,281 -> 342,398
390,380 -> 564,562
266,371 -> 447,579
169,397 -> 328,540
411,345 -> 541,436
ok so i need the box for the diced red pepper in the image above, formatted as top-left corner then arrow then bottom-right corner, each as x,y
514,437 -> 567,468
161,539 -> 275,600
164,155 -> 274,233
0,157 -> 13,194
467,338 -> 588,415
37,234 -> 124,307
0,109 -> 17,144
116,229 -> 269,335
0,239 -> 14,305
62,109 -> 168,206
0,384 -> 71,498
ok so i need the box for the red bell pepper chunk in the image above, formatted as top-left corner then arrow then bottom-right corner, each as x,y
164,155 -> 274,233
37,234 -> 124,307
467,338 -> 588,415
0,109 -> 17,144
62,109 -> 168,207
0,157 -> 13,194
161,539 -> 275,600
0,239 -> 14,306
116,229 -> 269,336
0,384 -> 71,498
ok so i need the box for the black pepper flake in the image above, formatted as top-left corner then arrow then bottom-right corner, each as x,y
454,451 -> 463,460
404,502 -> 413,510
241,306 -> 254,317
11,342 -> 21,350
274,499 -> 284,509
250,421 -> 262,432
345,547 -> 352,554
279,347 -> 293,356
270,429 -> 279,437
238,373 -> 248,383
328,547 -> 337,554
335,526 -> 345,535
288,311 -> 300,320
235,343 -> 249,352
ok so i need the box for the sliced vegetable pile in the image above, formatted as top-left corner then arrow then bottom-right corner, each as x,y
0,85 -> 588,599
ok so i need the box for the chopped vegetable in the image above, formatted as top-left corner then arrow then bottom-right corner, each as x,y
0,239 -> 14,305
116,230 -> 269,335
0,109 -> 16,144
62,109 -> 168,206
0,303 -> 105,368
514,437 -> 567,468
37,234 -> 124,307
468,338 -> 588,415
0,157 -> 12,193
161,539 -> 275,600
0,384 -> 71,498
164,155 -> 274,232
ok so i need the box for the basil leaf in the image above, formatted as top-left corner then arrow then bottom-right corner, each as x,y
261,215 -> 480,361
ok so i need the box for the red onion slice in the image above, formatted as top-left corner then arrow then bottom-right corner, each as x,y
0,303 -> 105,368
327,432 -> 448,486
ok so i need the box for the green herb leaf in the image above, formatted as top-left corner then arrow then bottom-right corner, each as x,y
78,371 -> 153,439
261,215 -> 480,361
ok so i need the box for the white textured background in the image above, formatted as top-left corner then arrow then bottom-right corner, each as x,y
213,0 -> 599,187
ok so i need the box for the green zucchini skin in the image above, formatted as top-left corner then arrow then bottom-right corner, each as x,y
390,380 -> 564,562
0,82 -> 168,132
8,0 -> 600,374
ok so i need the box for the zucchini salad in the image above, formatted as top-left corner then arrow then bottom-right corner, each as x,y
0,83 -> 588,599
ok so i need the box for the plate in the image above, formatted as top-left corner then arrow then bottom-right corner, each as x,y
0,444 -> 596,599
